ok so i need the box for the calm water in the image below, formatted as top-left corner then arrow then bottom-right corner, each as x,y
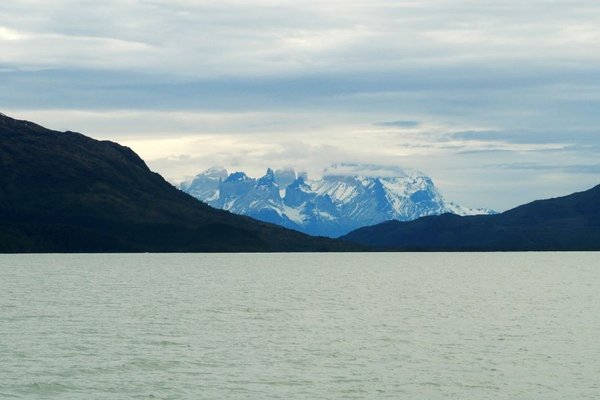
1,253 -> 599,399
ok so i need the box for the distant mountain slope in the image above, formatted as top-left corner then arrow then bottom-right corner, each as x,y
180,164 -> 493,237
342,184 -> 600,251
0,112 -> 360,253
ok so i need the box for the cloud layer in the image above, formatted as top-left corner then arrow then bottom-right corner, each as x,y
2,1 -> 600,210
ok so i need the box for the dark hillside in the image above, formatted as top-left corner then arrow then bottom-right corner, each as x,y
0,113 -> 360,252
342,184 -> 600,251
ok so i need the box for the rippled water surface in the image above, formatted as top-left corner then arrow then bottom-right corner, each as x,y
1,253 -> 599,399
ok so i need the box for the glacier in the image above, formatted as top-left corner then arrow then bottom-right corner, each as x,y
178,164 -> 494,238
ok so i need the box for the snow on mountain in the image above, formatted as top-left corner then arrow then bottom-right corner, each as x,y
179,164 -> 494,237
179,167 -> 228,203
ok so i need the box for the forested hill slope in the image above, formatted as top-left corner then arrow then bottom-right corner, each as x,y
0,113 -> 360,252
342,184 -> 600,251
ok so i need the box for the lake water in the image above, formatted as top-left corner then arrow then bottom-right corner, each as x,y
1,253 -> 599,399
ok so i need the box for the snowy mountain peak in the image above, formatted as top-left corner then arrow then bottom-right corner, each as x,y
289,175 -> 309,188
224,171 -> 253,183
178,166 -> 229,203
258,168 -> 276,185
202,166 -> 228,179
180,164 -> 494,237
284,177 -> 315,208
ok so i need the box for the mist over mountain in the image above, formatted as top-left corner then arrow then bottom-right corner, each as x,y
179,164 -> 494,237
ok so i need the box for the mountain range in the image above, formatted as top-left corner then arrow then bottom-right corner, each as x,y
179,165 -> 494,237
2,111 -> 598,253
342,184 -> 600,251
0,112 -> 360,253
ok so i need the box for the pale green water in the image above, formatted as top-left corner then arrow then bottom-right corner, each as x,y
1,253 -> 599,399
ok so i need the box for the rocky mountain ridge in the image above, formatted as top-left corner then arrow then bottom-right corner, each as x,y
180,164 -> 494,237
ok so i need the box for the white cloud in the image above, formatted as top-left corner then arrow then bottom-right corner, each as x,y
3,1 -> 600,75
0,26 -> 27,40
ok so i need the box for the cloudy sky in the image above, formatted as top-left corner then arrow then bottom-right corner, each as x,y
2,0 -> 599,210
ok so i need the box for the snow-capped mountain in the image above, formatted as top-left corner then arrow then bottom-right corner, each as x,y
179,164 -> 494,237
179,167 -> 227,203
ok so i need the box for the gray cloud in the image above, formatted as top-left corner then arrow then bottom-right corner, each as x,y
493,162 -> 600,174
2,0 -> 600,210
375,120 -> 420,128
451,129 -> 600,145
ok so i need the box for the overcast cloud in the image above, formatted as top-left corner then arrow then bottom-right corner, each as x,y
2,0 -> 600,210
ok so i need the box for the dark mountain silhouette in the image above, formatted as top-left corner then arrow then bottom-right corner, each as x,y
0,112 -> 360,253
342,184 -> 600,251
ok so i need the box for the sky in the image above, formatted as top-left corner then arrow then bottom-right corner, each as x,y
1,0 -> 600,211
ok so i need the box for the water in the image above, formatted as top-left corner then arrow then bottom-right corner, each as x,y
1,253 -> 599,399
